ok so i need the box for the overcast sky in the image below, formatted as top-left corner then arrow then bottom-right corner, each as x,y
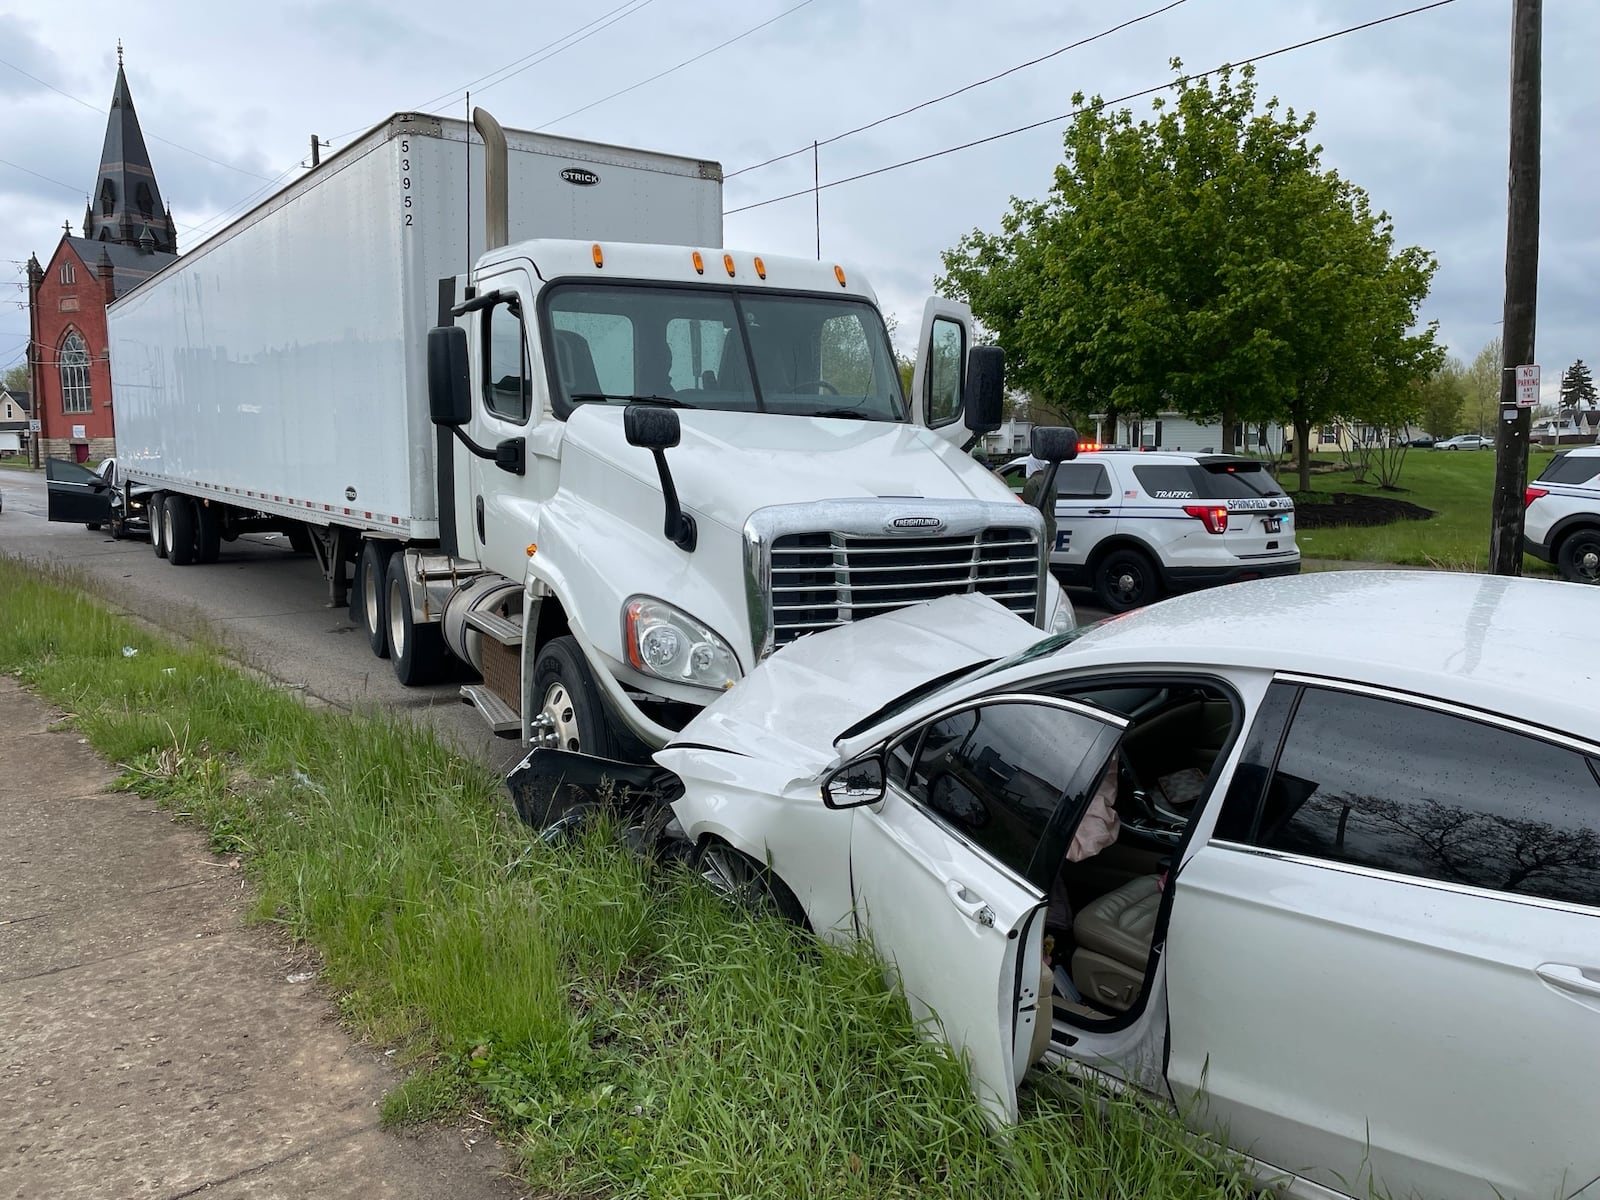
3,0 -> 1594,403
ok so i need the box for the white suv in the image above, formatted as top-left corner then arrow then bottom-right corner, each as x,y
1000,450 -> 1299,610
1524,446 -> 1600,584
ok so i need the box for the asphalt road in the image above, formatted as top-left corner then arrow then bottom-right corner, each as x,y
0,467 -> 1109,777
0,468 -> 526,776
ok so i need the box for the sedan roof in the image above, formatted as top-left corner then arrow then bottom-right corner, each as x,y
1042,571 -> 1600,745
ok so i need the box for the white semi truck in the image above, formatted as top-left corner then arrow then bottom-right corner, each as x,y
57,109 -> 1073,757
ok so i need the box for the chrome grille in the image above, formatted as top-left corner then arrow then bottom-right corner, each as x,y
768,527 -> 1040,647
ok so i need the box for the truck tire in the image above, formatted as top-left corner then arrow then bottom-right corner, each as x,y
151,494 -> 168,559
166,495 -> 198,566
1557,527 -> 1600,585
385,552 -> 448,685
357,540 -> 394,658
1094,546 -> 1160,612
531,635 -> 616,758
196,502 -> 222,563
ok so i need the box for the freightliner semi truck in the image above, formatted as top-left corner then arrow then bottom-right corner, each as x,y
50,109 -> 1074,758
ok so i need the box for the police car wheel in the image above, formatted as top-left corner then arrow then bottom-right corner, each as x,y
1095,547 -> 1159,612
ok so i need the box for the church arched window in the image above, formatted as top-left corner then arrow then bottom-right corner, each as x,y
136,182 -> 155,219
60,331 -> 92,414
100,179 -> 116,216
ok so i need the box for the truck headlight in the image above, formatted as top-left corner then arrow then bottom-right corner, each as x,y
623,597 -> 742,692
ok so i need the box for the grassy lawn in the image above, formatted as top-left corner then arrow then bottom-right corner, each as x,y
1287,445 -> 1560,573
0,457 -> 37,471
0,559 -> 1250,1200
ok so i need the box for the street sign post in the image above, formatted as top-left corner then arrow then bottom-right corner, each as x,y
27,419 -> 40,432
1514,364 -> 1540,408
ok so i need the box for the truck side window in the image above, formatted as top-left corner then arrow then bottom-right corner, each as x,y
927,317 -> 964,426
484,302 -> 530,423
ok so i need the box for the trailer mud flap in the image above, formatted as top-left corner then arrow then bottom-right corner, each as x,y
506,747 -> 683,833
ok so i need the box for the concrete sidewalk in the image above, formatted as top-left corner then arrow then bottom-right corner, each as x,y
0,678 -> 528,1199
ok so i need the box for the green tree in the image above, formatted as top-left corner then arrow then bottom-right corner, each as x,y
939,63 -> 1437,487
2,362 -> 27,393
1415,357 -> 1468,438
1464,337 -> 1502,437
1559,359 -> 1597,412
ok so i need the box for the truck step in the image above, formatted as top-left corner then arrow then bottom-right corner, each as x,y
464,608 -> 523,647
459,684 -> 521,737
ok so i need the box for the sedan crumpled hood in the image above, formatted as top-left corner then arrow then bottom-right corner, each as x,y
664,592 -> 1042,773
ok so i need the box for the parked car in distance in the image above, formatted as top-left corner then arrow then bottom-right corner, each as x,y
1524,445 -> 1600,584
1401,432 -> 1436,448
1434,433 -> 1490,450
640,572 -> 1599,1200
997,450 -> 1298,612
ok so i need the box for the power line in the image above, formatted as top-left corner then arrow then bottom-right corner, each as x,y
0,54 -> 277,182
725,0 -> 1459,216
181,161 -> 305,242
726,0 -> 1188,181
538,0 -> 819,130
0,155 -> 82,196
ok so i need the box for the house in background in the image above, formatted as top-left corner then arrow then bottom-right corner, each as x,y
979,416 -> 1033,457
1533,409 -> 1600,446
1088,411 -> 1293,455
0,385 -> 32,457
25,48 -> 178,464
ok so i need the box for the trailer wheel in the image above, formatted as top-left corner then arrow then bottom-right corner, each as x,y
530,636 -> 616,758
357,540 -> 394,658
384,553 -> 448,685
196,502 -> 222,563
151,494 -> 168,559
166,496 -> 197,566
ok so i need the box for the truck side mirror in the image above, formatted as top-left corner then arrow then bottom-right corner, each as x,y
427,325 -> 471,428
963,345 -> 1006,435
624,403 -> 696,552
1030,425 -> 1079,464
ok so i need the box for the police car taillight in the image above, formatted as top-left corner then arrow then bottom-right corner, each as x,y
1183,504 -> 1229,534
1524,487 -> 1548,508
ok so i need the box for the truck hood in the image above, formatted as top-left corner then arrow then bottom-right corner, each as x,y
566,406 -> 1015,530
663,592 -> 1041,774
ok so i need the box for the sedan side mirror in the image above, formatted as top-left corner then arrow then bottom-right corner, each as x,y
822,754 -> 887,810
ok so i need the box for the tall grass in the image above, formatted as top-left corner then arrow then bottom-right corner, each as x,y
0,559 -> 1251,1199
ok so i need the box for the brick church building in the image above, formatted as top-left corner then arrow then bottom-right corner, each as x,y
27,50 -> 177,464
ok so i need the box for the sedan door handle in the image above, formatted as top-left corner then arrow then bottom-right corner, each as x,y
1536,963 -> 1600,1000
945,879 -> 996,927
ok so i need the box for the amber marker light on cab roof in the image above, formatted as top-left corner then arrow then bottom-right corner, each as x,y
723,253 -> 736,277
591,243 -> 604,269
753,256 -> 767,279
691,251 -> 705,275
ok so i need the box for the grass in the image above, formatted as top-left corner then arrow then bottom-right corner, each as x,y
0,456 -> 37,470
0,558 -> 1254,1200
1285,445 -> 1559,572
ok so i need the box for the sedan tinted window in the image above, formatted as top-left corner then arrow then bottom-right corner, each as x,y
1252,687 -> 1600,908
902,701 -> 1113,880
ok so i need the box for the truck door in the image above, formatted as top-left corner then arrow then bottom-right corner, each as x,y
464,266 -> 555,584
909,297 -> 978,450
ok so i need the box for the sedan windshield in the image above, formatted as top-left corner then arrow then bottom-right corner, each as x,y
544,284 -> 906,421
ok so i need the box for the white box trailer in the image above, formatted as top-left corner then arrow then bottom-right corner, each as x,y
109,113 -> 722,536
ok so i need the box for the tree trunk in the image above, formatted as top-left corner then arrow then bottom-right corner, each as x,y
1220,403 -> 1236,456
1295,418 -> 1312,493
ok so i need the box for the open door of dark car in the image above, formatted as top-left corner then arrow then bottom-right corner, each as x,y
46,457 -> 113,526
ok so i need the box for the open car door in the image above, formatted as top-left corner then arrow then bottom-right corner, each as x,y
841,695 -> 1125,1121
46,457 -> 112,526
909,297 -> 978,450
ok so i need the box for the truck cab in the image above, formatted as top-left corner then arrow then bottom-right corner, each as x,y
431,240 -> 1071,755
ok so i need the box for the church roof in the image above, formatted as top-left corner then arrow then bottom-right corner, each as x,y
84,59 -> 177,255
62,236 -> 176,299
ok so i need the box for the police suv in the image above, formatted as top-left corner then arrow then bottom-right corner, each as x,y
1523,446 -> 1600,584
1000,449 -> 1300,611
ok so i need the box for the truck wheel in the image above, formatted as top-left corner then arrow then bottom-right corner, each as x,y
1557,528 -> 1600,585
196,502 -> 222,563
357,540 -> 394,658
385,553 -> 448,685
531,635 -> 616,758
166,496 -> 198,566
1094,546 -> 1160,612
151,494 -> 168,559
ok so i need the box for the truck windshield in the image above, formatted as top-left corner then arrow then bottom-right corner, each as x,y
544,284 -> 907,421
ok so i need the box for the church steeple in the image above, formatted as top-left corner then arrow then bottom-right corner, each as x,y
85,46 -> 174,254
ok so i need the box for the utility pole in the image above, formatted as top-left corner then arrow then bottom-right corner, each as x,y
1489,0 -> 1541,575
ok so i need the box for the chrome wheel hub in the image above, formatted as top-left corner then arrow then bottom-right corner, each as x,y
537,682 -> 581,752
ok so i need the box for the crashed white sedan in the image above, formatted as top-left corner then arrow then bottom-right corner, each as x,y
515,571 -> 1600,1200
